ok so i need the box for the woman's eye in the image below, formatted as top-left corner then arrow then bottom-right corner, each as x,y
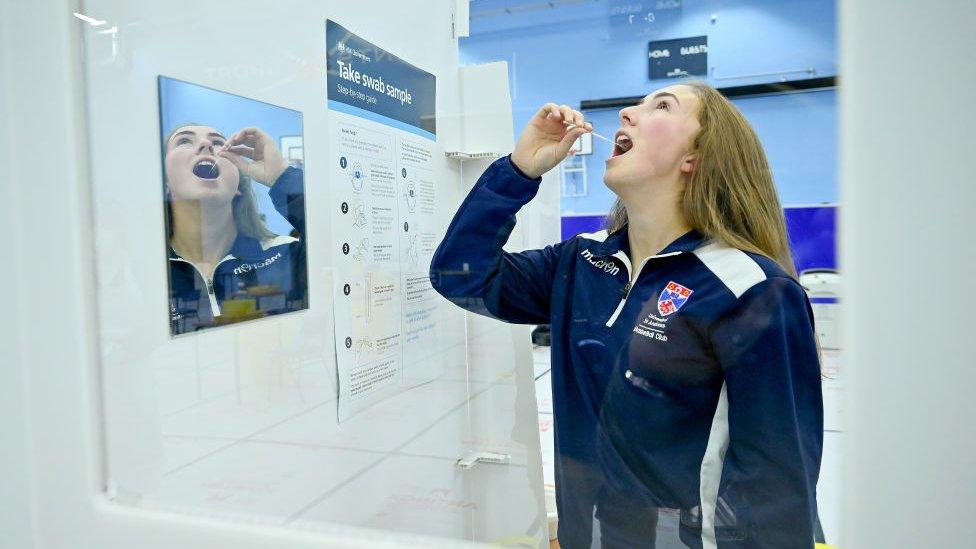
177,137 -> 191,145
656,102 -> 670,111
213,141 -> 225,148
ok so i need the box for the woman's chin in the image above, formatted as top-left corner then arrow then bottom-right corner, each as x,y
603,168 -> 632,193
199,191 -> 236,205
171,187 -> 235,205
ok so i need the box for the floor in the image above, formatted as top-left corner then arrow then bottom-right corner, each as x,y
103,318 -> 550,546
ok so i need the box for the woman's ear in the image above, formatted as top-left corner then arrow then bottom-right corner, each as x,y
680,154 -> 696,174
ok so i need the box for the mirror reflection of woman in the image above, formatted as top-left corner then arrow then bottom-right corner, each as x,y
164,125 -> 306,334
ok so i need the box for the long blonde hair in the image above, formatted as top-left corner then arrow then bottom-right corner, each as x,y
605,81 -> 796,277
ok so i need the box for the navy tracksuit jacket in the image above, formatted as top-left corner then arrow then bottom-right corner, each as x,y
430,157 -> 823,548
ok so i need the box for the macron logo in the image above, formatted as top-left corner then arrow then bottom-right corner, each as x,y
580,249 -> 620,276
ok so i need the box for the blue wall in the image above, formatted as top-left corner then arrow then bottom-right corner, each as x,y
460,0 -> 838,214
561,88 -> 837,214
159,76 -> 304,235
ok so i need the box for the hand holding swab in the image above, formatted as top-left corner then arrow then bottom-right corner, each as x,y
512,103 -> 615,178
563,120 -> 615,145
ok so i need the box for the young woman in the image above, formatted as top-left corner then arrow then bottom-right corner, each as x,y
430,81 -> 822,548
164,125 -> 307,335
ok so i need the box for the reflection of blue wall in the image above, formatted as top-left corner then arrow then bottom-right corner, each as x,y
563,205 -> 838,273
785,205 -> 836,272
159,76 -> 303,235
460,0 -> 838,214
563,89 -> 837,215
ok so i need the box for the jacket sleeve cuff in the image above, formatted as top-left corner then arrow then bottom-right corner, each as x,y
507,155 -> 541,182
475,155 -> 543,202
269,166 -> 302,199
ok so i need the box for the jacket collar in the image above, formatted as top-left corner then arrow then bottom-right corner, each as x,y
660,228 -> 709,255
168,231 -> 285,263
578,224 -> 707,258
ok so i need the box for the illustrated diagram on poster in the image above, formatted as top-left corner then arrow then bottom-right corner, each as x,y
327,20 -> 441,421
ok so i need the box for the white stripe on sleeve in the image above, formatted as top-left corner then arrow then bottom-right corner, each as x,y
699,383 -> 730,549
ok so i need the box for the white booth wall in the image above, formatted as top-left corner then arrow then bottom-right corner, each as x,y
1,1 -> 547,547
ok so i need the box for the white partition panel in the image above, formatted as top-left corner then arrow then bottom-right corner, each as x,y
3,1 -> 547,547
841,0 -> 976,547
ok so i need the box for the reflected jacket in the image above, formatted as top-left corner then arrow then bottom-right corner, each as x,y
429,156 -> 823,549
168,167 -> 307,335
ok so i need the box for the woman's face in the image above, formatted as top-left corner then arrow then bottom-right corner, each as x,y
604,84 -> 701,193
165,125 -> 240,203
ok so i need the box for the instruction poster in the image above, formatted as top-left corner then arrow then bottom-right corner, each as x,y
326,20 -> 440,421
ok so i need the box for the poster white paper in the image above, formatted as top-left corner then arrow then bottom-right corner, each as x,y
327,20 -> 441,421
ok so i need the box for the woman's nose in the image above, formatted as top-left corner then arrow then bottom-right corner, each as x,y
619,106 -> 634,125
197,139 -> 215,154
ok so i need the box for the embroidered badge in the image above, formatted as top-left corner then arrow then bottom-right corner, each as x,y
657,281 -> 693,317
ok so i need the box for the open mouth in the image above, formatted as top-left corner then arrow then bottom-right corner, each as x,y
192,158 -> 220,179
612,133 -> 633,157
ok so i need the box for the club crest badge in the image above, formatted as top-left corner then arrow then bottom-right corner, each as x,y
657,281 -> 693,317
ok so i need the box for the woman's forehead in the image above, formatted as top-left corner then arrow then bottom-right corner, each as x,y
169,125 -> 223,144
643,84 -> 694,103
